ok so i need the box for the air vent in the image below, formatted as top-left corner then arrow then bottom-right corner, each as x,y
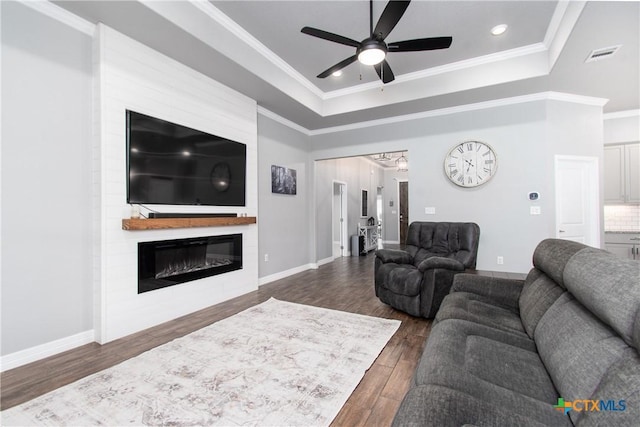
585,45 -> 621,63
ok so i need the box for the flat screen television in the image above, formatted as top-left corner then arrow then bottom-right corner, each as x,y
126,110 -> 246,206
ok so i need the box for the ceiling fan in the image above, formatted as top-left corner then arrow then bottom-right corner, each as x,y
301,0 -> 452,84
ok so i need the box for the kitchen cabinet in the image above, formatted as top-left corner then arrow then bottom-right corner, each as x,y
604,143 -> 640,204
604,232 -> 640,260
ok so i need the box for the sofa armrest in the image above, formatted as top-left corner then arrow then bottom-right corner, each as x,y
375,249 -> 413,265
417,256 -> 465,273
450,274 -> 524,309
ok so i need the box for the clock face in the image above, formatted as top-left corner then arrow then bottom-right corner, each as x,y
444,141 -> 497,187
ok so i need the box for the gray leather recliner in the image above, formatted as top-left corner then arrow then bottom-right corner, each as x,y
374,222 -> 480,318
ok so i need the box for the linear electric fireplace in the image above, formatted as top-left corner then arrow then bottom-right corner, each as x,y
138,234 -> 242,294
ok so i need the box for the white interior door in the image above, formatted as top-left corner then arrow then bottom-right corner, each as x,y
332,181 -> 348,257
555,156 -> 600,247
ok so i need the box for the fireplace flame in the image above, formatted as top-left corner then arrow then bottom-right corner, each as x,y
155,257 -> 233,279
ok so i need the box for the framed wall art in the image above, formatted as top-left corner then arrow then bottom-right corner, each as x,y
271,165 -> 297,195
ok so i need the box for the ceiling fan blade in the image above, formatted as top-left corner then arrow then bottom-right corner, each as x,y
374,60 -> 395,84
388,36 -> 453,52
317,55 -> 358,78
301,27 -> 360,48
373,0 -> 411,40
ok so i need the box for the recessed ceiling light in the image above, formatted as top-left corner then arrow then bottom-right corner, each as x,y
332,70 -> 343,77
491,24 -> 508,36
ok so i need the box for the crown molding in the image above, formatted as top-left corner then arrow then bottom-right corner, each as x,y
323,43 -> 548,100
258,92 -> 608,136
603,109 -> 640,120
19,0 -> 95,36
190,0 -> 323,99
546,1 -> 586,70
258,92 -> 608,137
546,92 -> 608,107
309,92 -> 608,136
257,106 -> 310,135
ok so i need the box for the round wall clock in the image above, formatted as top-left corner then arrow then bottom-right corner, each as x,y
444,141 -> 497,187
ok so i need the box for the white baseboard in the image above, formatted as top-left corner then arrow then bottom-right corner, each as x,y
258,256 -> 337,286
259,263 -> 315,286
317,256 -> 335,267
1,330 -> 95,372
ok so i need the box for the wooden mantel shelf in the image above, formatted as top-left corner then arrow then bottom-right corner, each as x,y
122,216 -> 256,230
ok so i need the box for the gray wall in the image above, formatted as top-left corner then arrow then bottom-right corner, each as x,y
315,157 -> 383,261
1,2 -> 93,355
311,99 -> 603,273
257,115 -> 312,277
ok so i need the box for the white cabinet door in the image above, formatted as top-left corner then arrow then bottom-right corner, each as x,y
605,243 -> 634,260
625,144 -> 640,203
604,145 -> 625,203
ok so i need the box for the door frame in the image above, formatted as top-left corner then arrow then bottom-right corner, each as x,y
397,179 -> 409,245
332,180 -> 348,257
554,155 -> 601,248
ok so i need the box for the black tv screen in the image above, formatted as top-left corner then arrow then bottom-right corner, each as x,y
126,111 -> 246,206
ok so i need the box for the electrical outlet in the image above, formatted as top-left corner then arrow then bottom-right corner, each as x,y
425,207 -> 436,215
530,206 -> 541,215
497,256 -> 504,265
264,254 -> 269,262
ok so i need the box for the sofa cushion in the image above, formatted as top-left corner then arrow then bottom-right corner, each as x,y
532,238 -> 588,288
392,384 -> 571,427
519,268 -> 565,338
376,264 -> 422,296
536,293 -> 631,424
412,319 -> 565,424
405,222 -> 480,268
435,292 -> 526,335
563,247 -> 640,348
576,348 -> 640,426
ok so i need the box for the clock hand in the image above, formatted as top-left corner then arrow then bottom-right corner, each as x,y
464,159 -> 474,173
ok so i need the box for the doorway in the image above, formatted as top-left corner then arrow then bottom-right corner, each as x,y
555,156 -> 600,247
332,181 -> 348,257
376,186 -> 384,249
398,180 -> 409,244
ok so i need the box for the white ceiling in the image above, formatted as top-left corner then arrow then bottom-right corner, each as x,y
53,0 -> 639,131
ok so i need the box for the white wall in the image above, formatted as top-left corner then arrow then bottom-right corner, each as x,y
1,2 -> 93,356
310,97 -> 604,273
94,25 -> 258,343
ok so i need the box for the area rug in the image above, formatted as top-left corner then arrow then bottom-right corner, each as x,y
1,298 -> 401,426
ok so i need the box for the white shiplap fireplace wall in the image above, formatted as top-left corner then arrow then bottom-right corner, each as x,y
94,24 -> 258,344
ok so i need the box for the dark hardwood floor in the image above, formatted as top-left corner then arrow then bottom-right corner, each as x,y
1,252 -> 524,425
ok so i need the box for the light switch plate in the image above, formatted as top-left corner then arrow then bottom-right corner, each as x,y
530,206 -> 541,215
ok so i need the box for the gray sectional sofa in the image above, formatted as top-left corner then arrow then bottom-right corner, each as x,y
392,238 -> 640,426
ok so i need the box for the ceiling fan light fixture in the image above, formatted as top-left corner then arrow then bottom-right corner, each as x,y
358,41 -> 387,65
